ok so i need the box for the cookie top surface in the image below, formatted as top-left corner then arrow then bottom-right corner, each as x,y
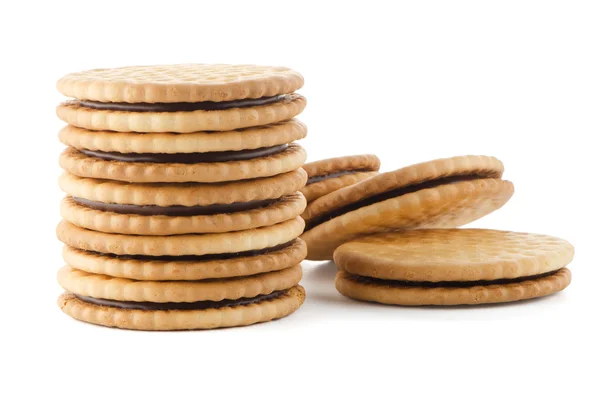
303,155 -> 504,223
57,64 -> 304,103
334,229 -> 574,282
303,154 -> 381,178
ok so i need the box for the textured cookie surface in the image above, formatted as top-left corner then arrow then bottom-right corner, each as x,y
60,193 -> 306,235
59,168 -> 307,206
63,239 -> 307,281
303,179 -> 514,260
57,94 -> 306,133
335,268 -> 571,306
58,265 -> 302,302
302,155 -> 504,223
56,217 -> 304,256
58,285 -> 305,330
59,120 -> 307,153
301,172 -> 378,202
57,64 -> 304,103
303,154 -> 381,178
334,229 -> 574,281
59,144 -> 306,183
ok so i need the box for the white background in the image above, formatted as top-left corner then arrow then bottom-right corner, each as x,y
2,1 -> 599,396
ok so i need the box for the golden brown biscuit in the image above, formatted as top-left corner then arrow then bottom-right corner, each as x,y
59,144 -> 307,183
56,217 -> 304,256
63,238 -> 306,281
58,285 -> 305,331
60,193 -> 306,235
302,155 -> 513,260
301,154 -> 380,202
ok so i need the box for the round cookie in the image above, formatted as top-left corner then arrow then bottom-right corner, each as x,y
56,94 -> 306,133
58,168 -> 308,207
301,154 -> 380,202
302,155 -> 513,260
57,64 -> 304,103
56,217 -> 305,256
62,238 -> 307,281
333,229 -> 574,306
59,144 -> 306,183
335,269 -> 571,306
57,286 -> 306,331
60,193 -> 306,235
59,120 -> 307,152
58,265 -> 302,302
334,229 -> 575,281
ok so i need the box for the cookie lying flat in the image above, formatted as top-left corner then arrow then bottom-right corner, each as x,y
62,238 -> 307,281
334,229 -> 574,305
59,120 -> 307,153
58,169 -> 308,207
60,192 -> 306,235
56,64 -> 306,133
56,217 -> 304,256
300,155 -> 380,202
59,143 -> 307,183
58,286 -> 305,331
302,155 -> 514,260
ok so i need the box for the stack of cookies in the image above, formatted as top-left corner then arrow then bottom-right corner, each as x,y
55,64 -> 308,330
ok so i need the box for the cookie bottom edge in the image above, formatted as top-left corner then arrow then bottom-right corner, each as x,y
58,285 -> 305,330
335,268 -> 571,306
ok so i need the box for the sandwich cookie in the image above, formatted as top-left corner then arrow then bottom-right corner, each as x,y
59,143 -> 306,183
302,155 -> 514,260
334,229 -> 573,306
58,265 -> 304,330
58,169 -> 308,235
56,64 -> 306,133
56,217 -> 305,256
301,155 -> 380,202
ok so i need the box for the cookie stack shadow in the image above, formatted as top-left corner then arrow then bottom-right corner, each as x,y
55,64 -> 309,330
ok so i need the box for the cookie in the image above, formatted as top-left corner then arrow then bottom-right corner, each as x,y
58,285 -> 305,331
58,168 -> 308,207
302,155 -> 513,260
300,155 -> 380,202
56,217 -> 304,256
60,192 -> 306,235
59,143 -> 306,183
58,119 -> 307,153
62,238 -> 307,281
334,229 -> 573,305
56,64 -> 305,133
57,264 -> 302,302
57,64 -> 304,103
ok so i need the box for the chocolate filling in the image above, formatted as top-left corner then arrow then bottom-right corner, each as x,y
306,170 -> 364,185
77,95 -> 287,112
72,196 -> 278,216
75,290 -> 286,311
305,174 -> 485,230
101,241 -> 295,261
79,144 -> 288,164
349,270 -> 560,288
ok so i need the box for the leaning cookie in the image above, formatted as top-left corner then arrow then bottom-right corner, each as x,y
300,155 -> 380,202
302,155 -> 514,260
334,229 -> 574,305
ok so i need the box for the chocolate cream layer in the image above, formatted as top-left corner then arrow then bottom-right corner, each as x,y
306,169 -> 367,185
76,95 -> 288,112
79,144 -> 288,164
348,270 -> 561,288
75,290 -> 286,311
72,196 -> 278,216
305,174 -> 486,230
95,241 -> 296,262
